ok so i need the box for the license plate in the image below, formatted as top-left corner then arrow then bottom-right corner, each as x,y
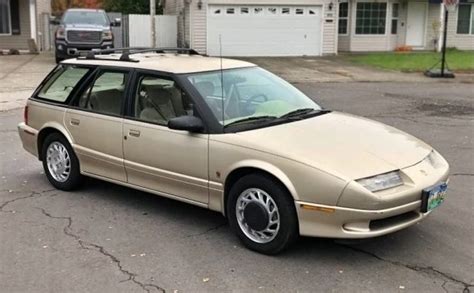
421,183 -> 447,213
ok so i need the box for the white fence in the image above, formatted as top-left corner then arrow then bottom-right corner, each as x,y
128,15 -> 178,48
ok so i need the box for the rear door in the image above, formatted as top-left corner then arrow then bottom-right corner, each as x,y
122,71 -> 209,204
65,67 -> 130,182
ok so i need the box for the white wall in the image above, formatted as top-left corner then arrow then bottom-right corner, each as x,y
128,15 -> 178,47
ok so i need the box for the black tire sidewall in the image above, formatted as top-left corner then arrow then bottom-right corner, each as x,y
227,173 -> 299,255
42,133 -> 82,191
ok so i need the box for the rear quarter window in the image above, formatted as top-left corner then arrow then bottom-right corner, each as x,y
37,66 -> 90,103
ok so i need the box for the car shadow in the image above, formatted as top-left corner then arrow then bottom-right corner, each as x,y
78,177 -> 418,260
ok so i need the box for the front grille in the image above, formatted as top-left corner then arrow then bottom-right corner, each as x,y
67,31 -> 102,43
369,211 -> 420,231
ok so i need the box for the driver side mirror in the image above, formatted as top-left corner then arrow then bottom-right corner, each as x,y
49,17 -> 60,25
110,18 -> 121,27
168,116 -> 204,133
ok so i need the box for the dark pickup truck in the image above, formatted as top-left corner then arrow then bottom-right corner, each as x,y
51,9 -> 120,63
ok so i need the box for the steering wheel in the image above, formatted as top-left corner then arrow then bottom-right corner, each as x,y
244,94 -> 269,114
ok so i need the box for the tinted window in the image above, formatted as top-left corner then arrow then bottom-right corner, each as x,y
133,75 -> 193,125
77,71 -> 128,116
38,66 -> 90,102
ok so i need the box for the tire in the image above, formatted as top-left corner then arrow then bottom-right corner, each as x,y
41,133 -> 83,191
227,173 -> 299,255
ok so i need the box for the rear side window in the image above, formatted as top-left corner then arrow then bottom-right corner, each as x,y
77,70 -> 129,116
38,66 -> 90,102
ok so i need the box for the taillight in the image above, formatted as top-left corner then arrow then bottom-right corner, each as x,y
24,105 -> 28,125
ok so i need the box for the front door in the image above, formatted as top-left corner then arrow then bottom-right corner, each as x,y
406,2 -> 427,47
123,73 -> 209,204
65,69 -> 130,182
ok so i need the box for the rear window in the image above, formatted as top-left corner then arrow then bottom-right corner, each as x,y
37,66 -> 90,102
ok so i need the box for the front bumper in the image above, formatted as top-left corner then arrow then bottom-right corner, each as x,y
18,122 -> 39,158
296,199 -> 431,238
55,40 -> 114,58
297,152 -> 450,238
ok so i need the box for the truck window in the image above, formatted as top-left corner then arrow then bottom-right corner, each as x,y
37,66 -> 90,102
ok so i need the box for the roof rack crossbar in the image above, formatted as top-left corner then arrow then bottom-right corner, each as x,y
77,47 -> 201,63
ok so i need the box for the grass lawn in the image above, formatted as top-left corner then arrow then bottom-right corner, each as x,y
346,50 -> 474,72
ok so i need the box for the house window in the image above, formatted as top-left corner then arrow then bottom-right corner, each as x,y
391,3 -> 399,34
254,7 -> 264,15
339,2 -> 349,34
282,8 -> 291,15
213,8 -> 221,15
0,0 -> 11,35
226,8 -> 235,14
355,2 -> 387,35
268,7 -> 277,15
240,7 -> 249,14
296,8 -> 304,15
309,9 -> 316,15
457,4 -> 474,34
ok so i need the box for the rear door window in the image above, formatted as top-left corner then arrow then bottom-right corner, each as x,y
76,70 -> 129,116
37,66 -> 90,102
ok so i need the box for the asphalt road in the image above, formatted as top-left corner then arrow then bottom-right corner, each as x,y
0,81 -> 473,293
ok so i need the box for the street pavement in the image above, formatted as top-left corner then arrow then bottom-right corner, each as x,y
0,54 -> 473,292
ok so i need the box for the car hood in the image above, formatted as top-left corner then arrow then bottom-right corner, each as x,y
230,112 -> 432,180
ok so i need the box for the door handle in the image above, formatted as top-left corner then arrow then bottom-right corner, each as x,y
129,129 -> 141,137
70,118 -> 80,126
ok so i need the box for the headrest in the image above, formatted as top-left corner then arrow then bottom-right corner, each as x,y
146,87 -> 173,105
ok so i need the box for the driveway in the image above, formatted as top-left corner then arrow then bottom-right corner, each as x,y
243,56 -> 474,84
1,80 -> 473,292
0,54 -> 55,111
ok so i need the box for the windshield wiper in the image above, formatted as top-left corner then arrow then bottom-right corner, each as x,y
224,115 -> 277,128
280,108 -> 330,119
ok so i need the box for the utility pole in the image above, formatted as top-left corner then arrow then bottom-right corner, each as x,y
150,0 -> 156,47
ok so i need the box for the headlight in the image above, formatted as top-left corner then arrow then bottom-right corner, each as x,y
356,171 -> 403,192
423,150 -> 443,169
102,30 -> 113,40
56,28 -> 65,39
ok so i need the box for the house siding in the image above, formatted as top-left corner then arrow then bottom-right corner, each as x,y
348,0 -> 399,52
446,5 -> 474,50
0,0 -> 31,50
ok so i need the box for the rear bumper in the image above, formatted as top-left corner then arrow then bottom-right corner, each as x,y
296,199 -> 431,238
18,122 -> 39,158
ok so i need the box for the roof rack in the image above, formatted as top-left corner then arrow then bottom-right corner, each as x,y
78,47 -> 201,63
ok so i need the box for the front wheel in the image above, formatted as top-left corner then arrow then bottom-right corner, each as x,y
42,133 -> 83,191
227,174 -> 299,254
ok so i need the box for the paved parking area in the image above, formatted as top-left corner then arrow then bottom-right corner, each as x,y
1,76 -> 473,292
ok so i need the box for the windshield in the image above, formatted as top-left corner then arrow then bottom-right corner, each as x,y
63,11 -> 108,26
187,67 -> 322,127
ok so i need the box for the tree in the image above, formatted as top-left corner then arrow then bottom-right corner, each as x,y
102,0 -> 162,14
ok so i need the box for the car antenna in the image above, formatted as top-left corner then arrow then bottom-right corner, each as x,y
219,34 -> 225,132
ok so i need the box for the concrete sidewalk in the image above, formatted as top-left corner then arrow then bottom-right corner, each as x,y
0,53 -> 55,111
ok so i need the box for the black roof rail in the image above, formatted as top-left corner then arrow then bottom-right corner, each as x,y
77,47 -> 201,63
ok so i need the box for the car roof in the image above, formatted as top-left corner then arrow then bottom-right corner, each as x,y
62,53 -> 257,74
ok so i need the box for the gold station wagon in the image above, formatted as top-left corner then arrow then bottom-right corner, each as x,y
18,48 -> 450,254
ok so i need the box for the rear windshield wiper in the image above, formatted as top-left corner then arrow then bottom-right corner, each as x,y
224,115 -> 277,128
280,108 -> 330,119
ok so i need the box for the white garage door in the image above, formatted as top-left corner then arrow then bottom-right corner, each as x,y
207,6 -> 322,57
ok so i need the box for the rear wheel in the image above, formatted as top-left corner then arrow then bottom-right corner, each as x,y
227,173 -> 299,254
42,133 -> 83,190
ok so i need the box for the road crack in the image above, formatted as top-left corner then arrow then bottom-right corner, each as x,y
185,222 -> 227,238
451,173 -> 474,177
37,208 -> 165,293
340,244 -> 473,292
0,189 -> 56,212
